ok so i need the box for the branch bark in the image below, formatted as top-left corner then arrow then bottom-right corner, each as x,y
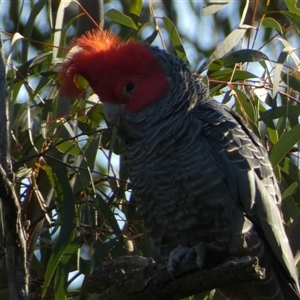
79,213 -> 300,300
79,255 -> 263,300
0,32 -> 28,299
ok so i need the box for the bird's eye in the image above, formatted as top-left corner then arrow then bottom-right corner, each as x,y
124,83 -> 135,94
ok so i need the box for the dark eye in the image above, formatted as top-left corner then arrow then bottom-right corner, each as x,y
124,83 -> 135,93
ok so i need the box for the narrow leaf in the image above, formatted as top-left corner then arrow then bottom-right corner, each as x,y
130,0 -> 143,17
283,0 -> 300,16
282,182 -> 298,199
84,134 -> 100,171
106,9 -> 138,30
202,1 -> 231,16
143,29 -> 159,44
223,49 -> 269,66
96,194 -> 122,235
280,157 -> 300,183
53,0 -> 73,60
77,115 -> 98,131
233,89 -> 256,124
277,38 -> 300,69
281,195 -> 300,223
22,1 -> 47,62
261,17 -> 283,34
281,72 -> 300,91
207,59 -> 224,74
15,167 -> 32,180
260,106 -> 300,121
6,33 -> 24,74
42,166 -> 75,297
30,51 -> 53,69
23,1 -> 46,39
56,140 -> 82,155
270,124 -> 300,166
210,69 -> 257,81
73,134 -> 100,193
198,25 -> 253,72
261,112 -> 279,145
273,50 -> 289,97
162,17 -> 188,63
54,236 -> 84,299
15,58 -> 34,80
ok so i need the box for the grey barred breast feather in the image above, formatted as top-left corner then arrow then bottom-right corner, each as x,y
119,46 -> 300,300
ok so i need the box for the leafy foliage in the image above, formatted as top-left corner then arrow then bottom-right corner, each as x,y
0,0 -> 299,299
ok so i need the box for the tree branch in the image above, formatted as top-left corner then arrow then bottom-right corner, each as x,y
79,255 -> 263,300
0,31 -> 28,299
79,213 -> 300,300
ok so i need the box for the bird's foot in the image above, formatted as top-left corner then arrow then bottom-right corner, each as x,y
186,242 -> 206,270
167,242 -> 225,276
167,243 -> 207,275
167,244 -> 190,274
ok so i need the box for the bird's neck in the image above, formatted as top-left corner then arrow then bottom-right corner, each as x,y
119,98 -> 190,144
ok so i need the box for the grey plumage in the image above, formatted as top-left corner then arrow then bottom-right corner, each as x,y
116,47 -> 300,299
58,30 -> 300,299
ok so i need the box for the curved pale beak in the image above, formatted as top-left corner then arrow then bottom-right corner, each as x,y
102,102 -> 125,126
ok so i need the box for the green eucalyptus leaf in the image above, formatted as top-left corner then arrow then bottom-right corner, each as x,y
282,182 -> 299,199
270,124 -> 300,166
202,1 -> 231,16
223,49 -> 269,67
106,9 -> 138,30
198,25 -> 253,73
162,17 -> 188,63
261,17 -> 283,34
284,0 -> 300,15
130,0 -> 143,17
56,139 -> 82,155
42,165 -> 75,297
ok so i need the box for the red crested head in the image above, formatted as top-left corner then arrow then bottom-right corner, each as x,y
58,30 -> 170,113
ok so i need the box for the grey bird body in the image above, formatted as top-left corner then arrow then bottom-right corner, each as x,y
58,31 -> 300,299
115,47 -> 300,300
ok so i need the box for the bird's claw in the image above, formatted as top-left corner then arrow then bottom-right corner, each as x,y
167,244 -> 190,275
186,242 -> 205,270
167,243 -> 206,275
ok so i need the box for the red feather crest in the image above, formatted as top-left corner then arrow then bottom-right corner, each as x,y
58,30 -> 124,98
